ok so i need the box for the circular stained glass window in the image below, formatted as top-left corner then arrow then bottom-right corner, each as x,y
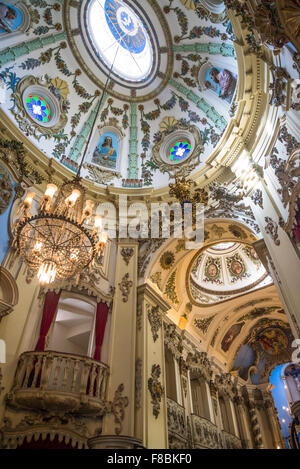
26,95 -> 51,123
168,140 -> 192,163
87,0 -> 153,82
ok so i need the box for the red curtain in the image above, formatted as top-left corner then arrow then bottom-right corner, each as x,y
93,301 -> 109,361
35,291 -> 61,351
293,211 -> 300,243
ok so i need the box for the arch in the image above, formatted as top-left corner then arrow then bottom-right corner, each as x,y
165,346 -> 177,402
0,266 -> 19,319
190,372 -> 211,420
87,124 -> 124,173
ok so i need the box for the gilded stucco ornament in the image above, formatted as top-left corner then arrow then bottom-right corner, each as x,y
251,189 -> 264,209
164,270 -> 179,304
147,304 -> 162,343
120,248 -> 134,266
186,350 -> 212,383
12,75 -> 68,139
118,273 -> 133,303
159,251 -> 175,270
148,364 -> 164,419
193,315 -> 217,335
0,164 -> 13,215
110,384 -> 129,436
265,217 -> 281,246
84,163 -> 121,185
152,123 -> 204,177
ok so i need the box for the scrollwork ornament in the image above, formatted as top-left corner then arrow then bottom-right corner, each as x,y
265,217 -> 281,245
251,189 -> 264,209
147,304 -> 162,342
148,364 -> 164,419
110,383 -> 129,436
118,273 -> 133,303
120,248 -> 134,266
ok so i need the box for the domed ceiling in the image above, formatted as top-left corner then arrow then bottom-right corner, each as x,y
190,242 -> 272,304
0,0 -> 238,189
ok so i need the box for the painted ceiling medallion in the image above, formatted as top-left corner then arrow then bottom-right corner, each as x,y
152,124 -> 203,177
105,0 -> 146,54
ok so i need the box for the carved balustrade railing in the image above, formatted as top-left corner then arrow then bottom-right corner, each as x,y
167,398 -> 188,448
222,430 -> 242,449
7,350 -> 109,415
191,414 -> 222,449
191,414 -> 242,449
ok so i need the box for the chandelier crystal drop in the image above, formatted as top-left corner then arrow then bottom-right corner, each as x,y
13,177 -> 108,285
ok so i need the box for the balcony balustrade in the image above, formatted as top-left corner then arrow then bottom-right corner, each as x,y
190,414 -> 242,449
167,398 -> 188,448
6,350 -> 109,415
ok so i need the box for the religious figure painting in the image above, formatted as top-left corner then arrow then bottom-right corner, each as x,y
92,131 -> 118,170
0,3 -> 22,34
221,322 -> 244,352
205,67 -> 237,103
256,327 -> 288,356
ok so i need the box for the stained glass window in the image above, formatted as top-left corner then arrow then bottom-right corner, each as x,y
26,95 -> 50,123
87,0 -> 153,82
168,140 -> 192,162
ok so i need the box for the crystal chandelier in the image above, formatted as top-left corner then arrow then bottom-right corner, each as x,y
12,73 -> 117,284
13,176 -> 108,285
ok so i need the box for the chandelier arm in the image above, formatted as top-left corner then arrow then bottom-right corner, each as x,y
26,220 -> 54,242
44,217 -> 58,246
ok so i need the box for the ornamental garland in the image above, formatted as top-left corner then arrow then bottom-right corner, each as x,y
163,0 -> 234,44
139,92 -> 222,185
17,41 -> 103,159
100,98 -> 129,130
164,270 -> 179,304
24,0 -> 62,36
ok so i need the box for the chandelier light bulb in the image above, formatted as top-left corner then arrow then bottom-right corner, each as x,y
44,183 -> 58,200
65,189 -> 81,207
33,241 -> 43,252
24,191 -> 36,208
82,200 -> 94,220
37,261 -> 57,285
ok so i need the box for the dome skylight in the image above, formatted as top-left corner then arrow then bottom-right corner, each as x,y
87,0 -> 153,82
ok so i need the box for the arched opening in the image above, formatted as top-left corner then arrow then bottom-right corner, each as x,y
165,346 -> 177,402
39,292 -> 111,364
270,363 -> 300,448
190,373 -> 210,421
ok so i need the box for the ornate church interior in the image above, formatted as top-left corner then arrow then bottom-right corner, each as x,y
0,0 -> 300,450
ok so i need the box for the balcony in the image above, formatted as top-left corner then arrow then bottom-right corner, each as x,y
167,398 -> 188,448
6,351 -> 109,415
190,414 -> 242,449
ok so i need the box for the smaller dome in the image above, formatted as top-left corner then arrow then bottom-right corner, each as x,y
190,243 -> 272,303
